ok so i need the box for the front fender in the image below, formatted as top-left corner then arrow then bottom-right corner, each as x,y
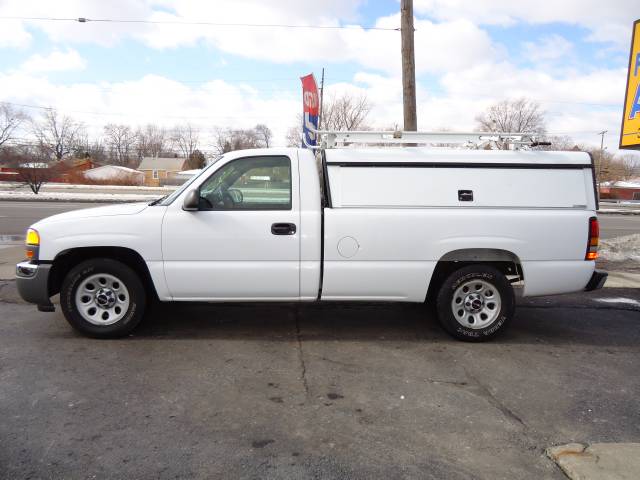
35,207 -> 166,262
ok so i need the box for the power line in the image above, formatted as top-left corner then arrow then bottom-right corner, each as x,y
0,15 -> 399,31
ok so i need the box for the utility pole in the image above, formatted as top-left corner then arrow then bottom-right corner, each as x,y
401,0 -> 417,131
597,130 -> 608,196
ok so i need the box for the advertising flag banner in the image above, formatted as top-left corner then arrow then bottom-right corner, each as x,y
300,74 -> 319,148
620,19 -> 640,150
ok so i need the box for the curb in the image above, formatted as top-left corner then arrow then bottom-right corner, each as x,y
598,210 -> 640,215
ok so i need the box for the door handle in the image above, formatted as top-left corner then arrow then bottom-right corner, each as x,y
458,190 -> 474,201
271,223 -> 297,235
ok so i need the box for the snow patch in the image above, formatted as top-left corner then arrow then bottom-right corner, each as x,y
0,182 -> 176,191
595,297 -> 640,307
599,234 -> 640,263
0,191 -> 160,203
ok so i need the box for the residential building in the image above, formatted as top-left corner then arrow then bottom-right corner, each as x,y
138,157 -> 187,186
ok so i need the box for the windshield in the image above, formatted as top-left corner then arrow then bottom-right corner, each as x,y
153,158 -> 222,206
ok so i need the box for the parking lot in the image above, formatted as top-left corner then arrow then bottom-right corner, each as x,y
1,285 -> 639,479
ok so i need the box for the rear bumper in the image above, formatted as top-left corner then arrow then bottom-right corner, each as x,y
584,269 -> 608,291
15,262 -> 54,310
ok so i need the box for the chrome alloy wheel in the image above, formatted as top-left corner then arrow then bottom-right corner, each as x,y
75,273 -> 130,326
450,279 -> 502,329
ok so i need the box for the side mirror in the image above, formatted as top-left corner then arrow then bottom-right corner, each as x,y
183,189 -> 199,211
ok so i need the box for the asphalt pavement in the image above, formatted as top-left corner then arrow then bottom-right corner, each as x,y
0,201 -> 96,236
0,199 -> 638,479
0,283 -> 638,479
0,201 -> 639,238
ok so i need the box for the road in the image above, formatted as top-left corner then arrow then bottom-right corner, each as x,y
0,201 -> 97,237
0,282 -> 638,479
598,215 -> 640,238
0,201 -> 638,238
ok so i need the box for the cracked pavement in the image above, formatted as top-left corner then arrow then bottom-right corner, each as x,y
0,284 -> 639,479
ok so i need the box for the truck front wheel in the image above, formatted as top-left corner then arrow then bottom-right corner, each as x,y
60,258 -> 146,338
436,265 -> 515,342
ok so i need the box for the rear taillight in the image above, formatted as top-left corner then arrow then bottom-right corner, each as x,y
585,217 -> 599,260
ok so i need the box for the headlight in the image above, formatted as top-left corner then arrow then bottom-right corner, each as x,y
26,228 -> 40,246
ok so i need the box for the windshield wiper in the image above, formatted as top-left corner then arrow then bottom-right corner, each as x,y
148,195 -> 167,206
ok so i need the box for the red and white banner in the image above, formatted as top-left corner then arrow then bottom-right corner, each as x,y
300,73 -> 319,148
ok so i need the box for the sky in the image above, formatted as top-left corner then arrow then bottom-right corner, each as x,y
0,0 -> 638,156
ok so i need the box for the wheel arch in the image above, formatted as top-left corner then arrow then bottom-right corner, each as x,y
426,248 -> 523,302
48,246 -> 158,301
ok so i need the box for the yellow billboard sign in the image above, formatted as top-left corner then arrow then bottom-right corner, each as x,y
620,19 -> 640,149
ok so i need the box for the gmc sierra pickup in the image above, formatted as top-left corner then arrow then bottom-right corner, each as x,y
16,145 -> 606,341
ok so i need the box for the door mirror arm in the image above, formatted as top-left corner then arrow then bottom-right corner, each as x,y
182,189 -> 199,211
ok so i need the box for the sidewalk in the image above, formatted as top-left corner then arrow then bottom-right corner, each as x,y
548,443 -> 640,480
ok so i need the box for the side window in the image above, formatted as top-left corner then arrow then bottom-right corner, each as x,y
198,156 -> 292,211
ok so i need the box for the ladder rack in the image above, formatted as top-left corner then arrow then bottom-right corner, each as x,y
304,128 -> 548,150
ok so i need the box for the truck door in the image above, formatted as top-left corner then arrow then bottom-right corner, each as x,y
161,154 -> 300,300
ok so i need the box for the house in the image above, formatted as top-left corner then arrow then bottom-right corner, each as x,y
600,179 -> 640,201
138,157 -> 187,186
0,155 -> 99,183
84,165 -> 144,185
57,157 -> 97,172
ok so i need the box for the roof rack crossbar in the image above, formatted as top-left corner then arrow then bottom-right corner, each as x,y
303,128 -> 543,149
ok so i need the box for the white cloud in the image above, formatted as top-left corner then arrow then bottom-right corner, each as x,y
0,73 -> 300,150
0,1 -> 496,75
138,12 -> 498,76
20,49 -> 87,73
0,0 -> 364,47
523,34 -> 573,62
413,0 -> 637,49
0,19 -> 31,48
0,0 -> 153,47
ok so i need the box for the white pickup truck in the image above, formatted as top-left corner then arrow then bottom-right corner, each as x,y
16,142 -> 606,341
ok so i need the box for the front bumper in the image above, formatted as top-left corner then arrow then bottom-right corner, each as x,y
584,269 -> 608,292
16,261 -> 54,311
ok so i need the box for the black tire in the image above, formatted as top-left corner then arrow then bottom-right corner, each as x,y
60,258 -> 146,338
436,265 -> 515,342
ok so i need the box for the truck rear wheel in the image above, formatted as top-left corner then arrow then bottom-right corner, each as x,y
60,258 -> 146,338
436,265 -> 515,342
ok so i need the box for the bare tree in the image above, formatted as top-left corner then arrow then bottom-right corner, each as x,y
172,123 -> 199,159
86,139 -> 108,163
534,135 -> 577,152
619,154 -> 639,180
213,125 -> 271,154
285,93 -> 372,146
254,124 -> 273,148
104,123 -> 138,166
475,98 -> 546,150
321,92 -> 372,131
0,103 -> 28,148
285,122 -> 302,147
1,144 -> 52,193
32,108 -> 84,160
18,163 -> 52,194
136,124 -> 169,158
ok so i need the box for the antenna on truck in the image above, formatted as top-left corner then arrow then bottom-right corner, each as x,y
303,128 -> 550,150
